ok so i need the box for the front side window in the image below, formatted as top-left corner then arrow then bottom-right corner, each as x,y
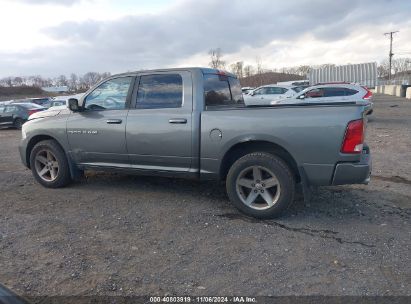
305,88 -> 325,98
136,74 -> 183,109
204,74 -> 244,107
84,77 -> 132,110
253,87 -> 268,95
292,86 -> 304,93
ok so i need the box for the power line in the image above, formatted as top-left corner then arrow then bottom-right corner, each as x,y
384,31 -> 399,80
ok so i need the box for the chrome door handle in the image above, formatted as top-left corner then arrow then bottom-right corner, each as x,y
169,118 -> 187,124
106,119 -> 122,124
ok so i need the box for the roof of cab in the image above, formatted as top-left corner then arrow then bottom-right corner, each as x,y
112,67 -> 237,78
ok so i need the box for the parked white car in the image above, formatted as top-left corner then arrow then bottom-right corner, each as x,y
271,83 -> 374,114
48,93 -> 84,110
241,87 -> 255,94
243,85 -> 302,106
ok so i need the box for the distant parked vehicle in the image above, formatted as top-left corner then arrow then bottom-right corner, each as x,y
241,87 -> 255,94
29,97 -> 52,107
11,97 -> 52,108
0,103 -> 45,129
244,85 -> 301,105
49,99 -> 67,108
271,83 -> 374,114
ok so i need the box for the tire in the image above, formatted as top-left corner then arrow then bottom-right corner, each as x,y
226,152 -> 295,219
30,139 -> 72,188
13,118 -> 24,129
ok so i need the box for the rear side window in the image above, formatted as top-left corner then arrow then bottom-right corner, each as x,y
323,87 -> 348,97
344,88 -> 359,96
204,74 -> 244,107
136,74 -> 183,109
323,87 -> 359,97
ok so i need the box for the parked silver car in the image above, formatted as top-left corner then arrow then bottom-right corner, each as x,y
271,83 -> 374,114
243,85 -> 302,106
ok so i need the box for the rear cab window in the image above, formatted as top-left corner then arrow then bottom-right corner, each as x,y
204,73 -> 244,108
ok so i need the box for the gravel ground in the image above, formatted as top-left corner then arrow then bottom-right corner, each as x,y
0,94 -> 410,297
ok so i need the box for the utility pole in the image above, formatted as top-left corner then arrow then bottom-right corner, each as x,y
384,31 -> 399,80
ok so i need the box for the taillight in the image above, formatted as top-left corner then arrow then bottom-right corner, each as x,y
362,86 -> 372,100
28,109 -> 39,116
341,119 -> 364,154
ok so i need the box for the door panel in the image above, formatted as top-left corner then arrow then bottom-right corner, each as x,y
67,110 -> 129,166
1,106 -> 16,125
126,71 -> 193,172
66,76 -> 134,167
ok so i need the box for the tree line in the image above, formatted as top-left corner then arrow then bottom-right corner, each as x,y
0,72 -> 111,92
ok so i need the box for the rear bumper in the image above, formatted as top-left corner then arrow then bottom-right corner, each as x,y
332,146 -> 372,185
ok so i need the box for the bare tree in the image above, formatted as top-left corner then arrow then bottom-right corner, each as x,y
69,73 -> 78,91
296,65 -> 311,77
13,77 -> 23,86
392,57 -> 411,74
255,56 -> 265,85
57,75 -> 68,87
82,72 -> 101,88
4,77 -> 13,87
243,65 -> 254,78
229,61 -> 244,78
377,60 -> 390,78
208,48 -> 225,69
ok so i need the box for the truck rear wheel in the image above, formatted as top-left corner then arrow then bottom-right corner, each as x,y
30,140 -> 72,188
226,152 -> 295,219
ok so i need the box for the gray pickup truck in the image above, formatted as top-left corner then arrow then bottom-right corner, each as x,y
19,68 -> 371,218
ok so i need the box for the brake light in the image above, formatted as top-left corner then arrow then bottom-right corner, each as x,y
362,86 -> 372,100
28,109 -> 39,116
341,119 -> 364,154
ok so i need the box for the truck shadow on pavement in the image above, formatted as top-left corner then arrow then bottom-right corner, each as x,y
79,171 -> 410,225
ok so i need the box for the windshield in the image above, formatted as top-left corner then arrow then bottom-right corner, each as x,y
292,86 -> 304,93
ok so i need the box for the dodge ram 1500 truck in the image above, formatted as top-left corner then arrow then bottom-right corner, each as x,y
19,68 -> 371,218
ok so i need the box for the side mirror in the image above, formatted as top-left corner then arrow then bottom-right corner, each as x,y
68,98 -> 81,112
298,94 -> 305,99
249,91 -> 255,96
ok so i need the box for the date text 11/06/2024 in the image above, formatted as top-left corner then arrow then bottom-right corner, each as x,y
149,296 -> 257,303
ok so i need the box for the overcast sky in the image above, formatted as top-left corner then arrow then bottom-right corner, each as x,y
0,0 -> 410,77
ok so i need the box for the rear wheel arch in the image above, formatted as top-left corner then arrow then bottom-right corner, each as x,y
220,141 -> 300,183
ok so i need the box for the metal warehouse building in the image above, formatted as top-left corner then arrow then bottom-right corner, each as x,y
308,62 -> 377,88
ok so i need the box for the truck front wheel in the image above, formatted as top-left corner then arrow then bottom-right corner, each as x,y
30,140 -> 72,188
226,152 -> 295,219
